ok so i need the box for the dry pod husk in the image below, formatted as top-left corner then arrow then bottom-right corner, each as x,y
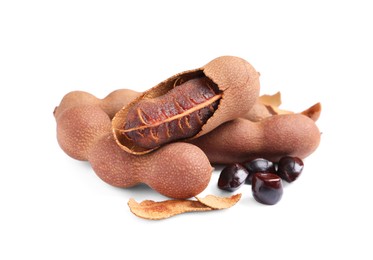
299,102 -> 322,122
128,199 -> 212,220
244,91 -> 321,122
196,193 -> 241,209
112,56 -> 260,155
128,194 -> 241,220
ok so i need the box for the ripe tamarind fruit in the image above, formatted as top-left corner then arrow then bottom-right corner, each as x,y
56,105 -> 111,161
112,56 -> 260,155
54,56 -> 322,199
190,114 -> 321,164
54,92 -> 213,199
54,89 -> 141,160
89,133 -> 213,199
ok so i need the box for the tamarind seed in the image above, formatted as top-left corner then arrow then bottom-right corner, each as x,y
121,77 -> 221,149
277,156 -> 304,183
243,158 -> 277,184
252,173 -> 283,205
218,163 -> 249,191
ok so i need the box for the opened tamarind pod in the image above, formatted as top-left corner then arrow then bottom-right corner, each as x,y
112,56 -> 260,155
190,114 -> 321,164
54,100 -> 213,199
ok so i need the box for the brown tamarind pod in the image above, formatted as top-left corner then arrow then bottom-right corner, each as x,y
53,91 -> 100,120
56,105 -> 112,161
112,56 -> 260,155
244,101 -> 274,122
53,89 -> 141,120
100,89 -> 141,119
190,114 -> 321,164
89,133 -> 213,199
54,90 -> 213,199
53,89 -> 141,159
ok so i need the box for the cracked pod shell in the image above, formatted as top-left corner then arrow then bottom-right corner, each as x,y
112,56 -> 260,154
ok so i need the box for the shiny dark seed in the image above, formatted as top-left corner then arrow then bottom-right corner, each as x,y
244,158 -> 276,184
252,173 -> 283,205
218,163 -> 249,191
277,156 -> 304,183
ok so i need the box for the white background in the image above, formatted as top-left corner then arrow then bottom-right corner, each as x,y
1,0 -> 372,259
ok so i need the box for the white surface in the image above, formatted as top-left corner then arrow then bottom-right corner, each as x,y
1,0 -> 372,259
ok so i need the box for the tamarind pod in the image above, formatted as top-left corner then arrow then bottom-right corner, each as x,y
53,89 -> 141,120
56,105 -> 111,161
100,89 -> 141,119
54,94 -> 213,199
89,133 -> 213,199
190,114 -> 321,164
113,55 -> 260,155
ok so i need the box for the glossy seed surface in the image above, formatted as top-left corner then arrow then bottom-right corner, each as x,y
244,158 -> 276,184
252,173 -> 283,205
277,156 -> 304,183
218,163 -> 249,191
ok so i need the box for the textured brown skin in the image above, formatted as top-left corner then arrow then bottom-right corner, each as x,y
190,114 -> 321,164
113,55 -> 260,155
54,89 -> 141,120
101,89 -> 142,119
244,101 -> 274,122
56,105 -> 111,161
89,133 -> 213,199
54,91 -> 213,199
198,56 -> 260,135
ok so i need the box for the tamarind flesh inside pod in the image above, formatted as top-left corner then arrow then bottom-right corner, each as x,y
112,56 -> 260,155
